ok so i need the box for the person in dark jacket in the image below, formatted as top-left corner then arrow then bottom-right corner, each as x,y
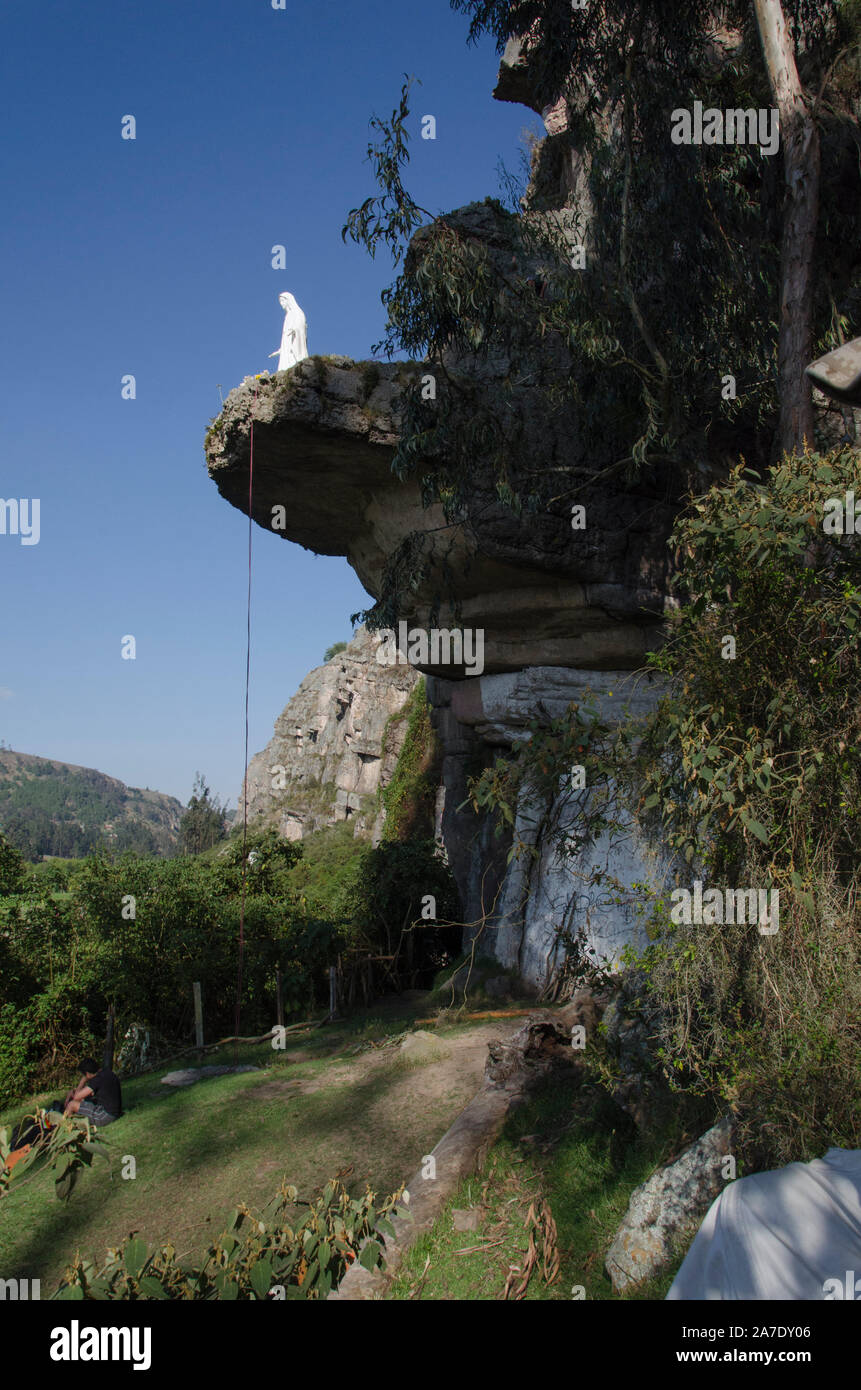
63,1057 -> 123,1127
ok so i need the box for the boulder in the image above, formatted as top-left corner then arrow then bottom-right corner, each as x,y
400,1030 -> 450,1063
160,1065 -> 258,1088
605,1118 -> 733,1292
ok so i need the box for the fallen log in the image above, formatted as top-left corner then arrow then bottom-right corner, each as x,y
120,1018 -> 329,1078
415,1008 -> 536,1026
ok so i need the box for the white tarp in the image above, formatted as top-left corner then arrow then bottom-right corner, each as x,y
272,291 -> 308,371
667,1147 -> 861,1300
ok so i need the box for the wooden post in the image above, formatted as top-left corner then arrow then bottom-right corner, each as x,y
275,969 -> 284,1029
193,981 -> 204,1050
102,1004 -> 115,1071
329,965 -> 337,1020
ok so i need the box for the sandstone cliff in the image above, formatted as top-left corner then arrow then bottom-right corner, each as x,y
238,627 -> 419,842
206,31 -> 776,989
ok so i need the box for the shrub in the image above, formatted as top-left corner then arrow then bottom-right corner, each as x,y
54,1178 -> 404,1300
638,446 -> 861,1166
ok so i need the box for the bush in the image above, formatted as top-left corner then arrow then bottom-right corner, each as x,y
347,839 -> 460,992
0,1002 -> 41,1099
0,833 -> 24,896
637,447 -> 861,1167
54,1178 -> 404,1300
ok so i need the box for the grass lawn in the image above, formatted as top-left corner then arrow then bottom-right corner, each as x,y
388,1066 -> 695,1301
0,997 -> 487,1294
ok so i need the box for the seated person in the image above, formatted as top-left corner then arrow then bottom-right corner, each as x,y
63,1057 -> 123,1127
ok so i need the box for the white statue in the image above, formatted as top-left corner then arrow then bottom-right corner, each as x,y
269,291 -> 308,371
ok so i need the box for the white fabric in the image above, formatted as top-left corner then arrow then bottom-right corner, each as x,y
667,1148 -> 861,1300
275,291 -> 308,371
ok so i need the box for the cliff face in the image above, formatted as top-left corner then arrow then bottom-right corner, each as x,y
206,46 -> 689,989
207,340 -> 678,676
428,668 -> 667,987
238,628 -> 419,842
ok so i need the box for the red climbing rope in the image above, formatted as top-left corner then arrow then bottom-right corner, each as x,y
234,380 -> 259,1060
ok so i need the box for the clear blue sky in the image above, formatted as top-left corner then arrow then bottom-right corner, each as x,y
0,0 -> 536,810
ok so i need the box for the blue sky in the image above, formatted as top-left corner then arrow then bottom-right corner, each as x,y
0,0 -> 537,810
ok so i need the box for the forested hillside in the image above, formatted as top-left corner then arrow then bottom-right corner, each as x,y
0,749 -> 184,859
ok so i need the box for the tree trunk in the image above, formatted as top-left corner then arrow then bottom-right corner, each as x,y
752,0 -> 821,458
102,1004 -> 116,1071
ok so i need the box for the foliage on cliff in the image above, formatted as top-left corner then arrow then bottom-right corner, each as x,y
381,680 -> 439,841
344,3 -> 860,622
468,445 -> 861,1168
636,444 -> 861,1167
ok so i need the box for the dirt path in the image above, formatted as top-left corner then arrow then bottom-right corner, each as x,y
249,1020 -> 522,1106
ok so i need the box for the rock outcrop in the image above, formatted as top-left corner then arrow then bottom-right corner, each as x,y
238,627 -> 419,841
206,45 -> 683,986
428,668 -> 668,987
207,344 -> 679,676
605,1118 -> 734,1292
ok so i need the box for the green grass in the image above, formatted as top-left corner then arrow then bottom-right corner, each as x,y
2,1007 -> 696,1301
0,997 -> 452,1294
1,1000 -> 528,1296
389,1068 -> 688,1302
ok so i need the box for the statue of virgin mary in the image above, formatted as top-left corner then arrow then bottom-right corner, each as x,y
270,291 -> 308,371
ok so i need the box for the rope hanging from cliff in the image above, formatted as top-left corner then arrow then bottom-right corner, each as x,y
234,379 -> 259,1059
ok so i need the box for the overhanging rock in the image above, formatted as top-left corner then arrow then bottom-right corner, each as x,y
205,342 -> 677,677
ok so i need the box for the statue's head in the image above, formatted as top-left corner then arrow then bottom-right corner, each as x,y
279,291 -> 297,312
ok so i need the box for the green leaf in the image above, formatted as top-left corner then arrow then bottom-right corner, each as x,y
745,818 -> 769,844
250,1261 -> 273,1299
359,1241 -> 381,1272
124,1238 -> 148,1279
138,1276 -> 169,1299
80,1142 -> 109,1163
54,1168 -> 78,1202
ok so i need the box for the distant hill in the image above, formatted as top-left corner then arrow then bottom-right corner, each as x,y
0,749 -> 185,859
